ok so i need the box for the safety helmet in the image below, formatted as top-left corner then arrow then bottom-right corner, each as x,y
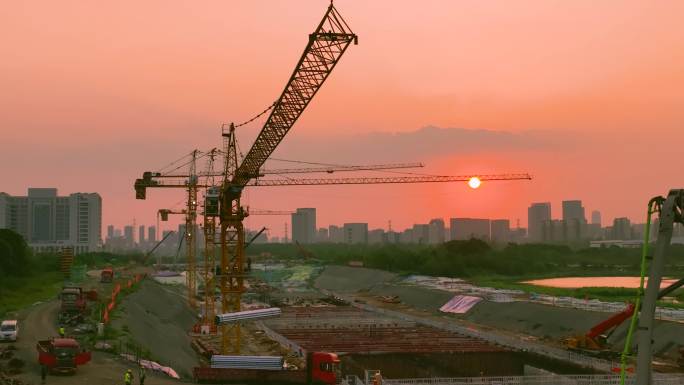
127,369 -> 132,373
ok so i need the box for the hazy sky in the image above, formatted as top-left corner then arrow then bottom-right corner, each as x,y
2,1 -> 683,238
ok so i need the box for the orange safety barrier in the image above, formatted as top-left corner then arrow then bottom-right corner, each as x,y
102,275 -> 146,324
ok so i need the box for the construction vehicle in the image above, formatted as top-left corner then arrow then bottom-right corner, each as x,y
564,277 -> 684,356
37,338 -> 91,373
193,351 -> 340,384
58,286 -> 87,324
100,267 -> 114,283
617,189 -> 684,385
0,320 -> 18,342
564,303 -> 636,356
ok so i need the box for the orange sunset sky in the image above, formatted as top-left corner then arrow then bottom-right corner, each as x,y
2,1 -> 683,238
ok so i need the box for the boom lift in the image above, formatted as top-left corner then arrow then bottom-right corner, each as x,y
627,189 -> 684,385
564,277 -> 684,355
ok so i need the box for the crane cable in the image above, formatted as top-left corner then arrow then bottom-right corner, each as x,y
233,101 -> 277,128
267,157 -> 445,178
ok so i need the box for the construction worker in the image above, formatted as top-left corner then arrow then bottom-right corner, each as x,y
124,368 -> 134,385
138,365 -> 146,385
58,326 -> 65,338
373,370 -> 383,385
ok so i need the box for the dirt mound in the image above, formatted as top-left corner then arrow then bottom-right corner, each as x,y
465,300 -> 684,360
314,265 -> 396,293
113,280 -> 198,377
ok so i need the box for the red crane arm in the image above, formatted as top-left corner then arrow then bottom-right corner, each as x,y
587,303 -> 636,339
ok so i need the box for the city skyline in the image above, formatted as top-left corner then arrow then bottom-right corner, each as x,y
103,197 -> 641,241
3,1 -> 682,235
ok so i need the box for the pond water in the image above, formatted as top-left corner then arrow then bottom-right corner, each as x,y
523,276 -> 679,289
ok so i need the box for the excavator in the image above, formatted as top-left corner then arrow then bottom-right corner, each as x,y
563,277 -> 684,356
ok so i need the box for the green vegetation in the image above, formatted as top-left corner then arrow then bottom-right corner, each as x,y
248,240 -> 684,304
0,229 -> 146,317
0,229 -> 64,317
249,240 -> 684,278
75,251 -> 146,268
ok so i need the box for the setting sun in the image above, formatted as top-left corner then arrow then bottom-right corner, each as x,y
468,177 -> 481,189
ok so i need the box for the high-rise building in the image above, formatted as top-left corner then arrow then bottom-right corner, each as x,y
612,217 -> 632,240
317,227 -> 329,243
400,228 -> 413,243
291,208 -> 316,244
368,229 -> 385,244
528,202 -> 551,242
450,218 -> 490,241
138,225 -> 145,245
107,225 -> 114,240
541,219 -> 566,243
343,223 -> 368,244
509,227 -> 527,243
148,226 -> 157,243
490,219 -> 510,243
0,188 -> 102,254
123,225 -> 134,248
412,224 -> 430,244
591,210 -> 602,226
328,225 -> 344,243
562,200 -> 587,241
428,218 -> 445,244
562,200 -> 586,222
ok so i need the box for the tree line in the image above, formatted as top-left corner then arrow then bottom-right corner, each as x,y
248,239 -> 684,278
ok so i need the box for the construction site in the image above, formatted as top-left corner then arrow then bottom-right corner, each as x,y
1,2 -> 684,385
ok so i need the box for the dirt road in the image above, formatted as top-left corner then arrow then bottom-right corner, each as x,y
7,297 -> 187,384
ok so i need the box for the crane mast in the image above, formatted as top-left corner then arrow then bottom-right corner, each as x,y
185,150 -> 199,309
202,149 -> 219,332
218,3 -> 357,354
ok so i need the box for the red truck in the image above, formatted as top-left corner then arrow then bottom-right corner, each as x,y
194,352 -> 341,384
100,268 -> 114,283
59,286 -> 87,324
37,338 -> 91,373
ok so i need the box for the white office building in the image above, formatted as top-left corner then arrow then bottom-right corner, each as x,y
0,188 -> 102,254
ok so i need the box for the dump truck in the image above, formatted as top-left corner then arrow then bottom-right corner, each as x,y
100,267 -> 114,283
37,338 -> 91,373
59,286 -> 87,324
194,352 -> 341,384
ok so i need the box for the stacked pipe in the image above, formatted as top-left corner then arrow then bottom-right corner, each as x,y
215,307 -> 281,325
210,355 -> 283,370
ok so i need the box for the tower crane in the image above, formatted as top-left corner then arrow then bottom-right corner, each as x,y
215,2 -> 358,354
137,161 -> 425,182
201,149 -> 220,331
139,149 -> 202,309
134,3 -> 533,354
157,206 -> 198,307
247,209 -> 294,215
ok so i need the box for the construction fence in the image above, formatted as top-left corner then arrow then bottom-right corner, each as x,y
382,374 -> 684,385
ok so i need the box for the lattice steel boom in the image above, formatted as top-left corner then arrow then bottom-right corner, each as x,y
218,3 -> 356,354
232,3 -> 357,187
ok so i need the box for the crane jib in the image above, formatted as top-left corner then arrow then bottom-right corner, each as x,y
231,4 -> 357,188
